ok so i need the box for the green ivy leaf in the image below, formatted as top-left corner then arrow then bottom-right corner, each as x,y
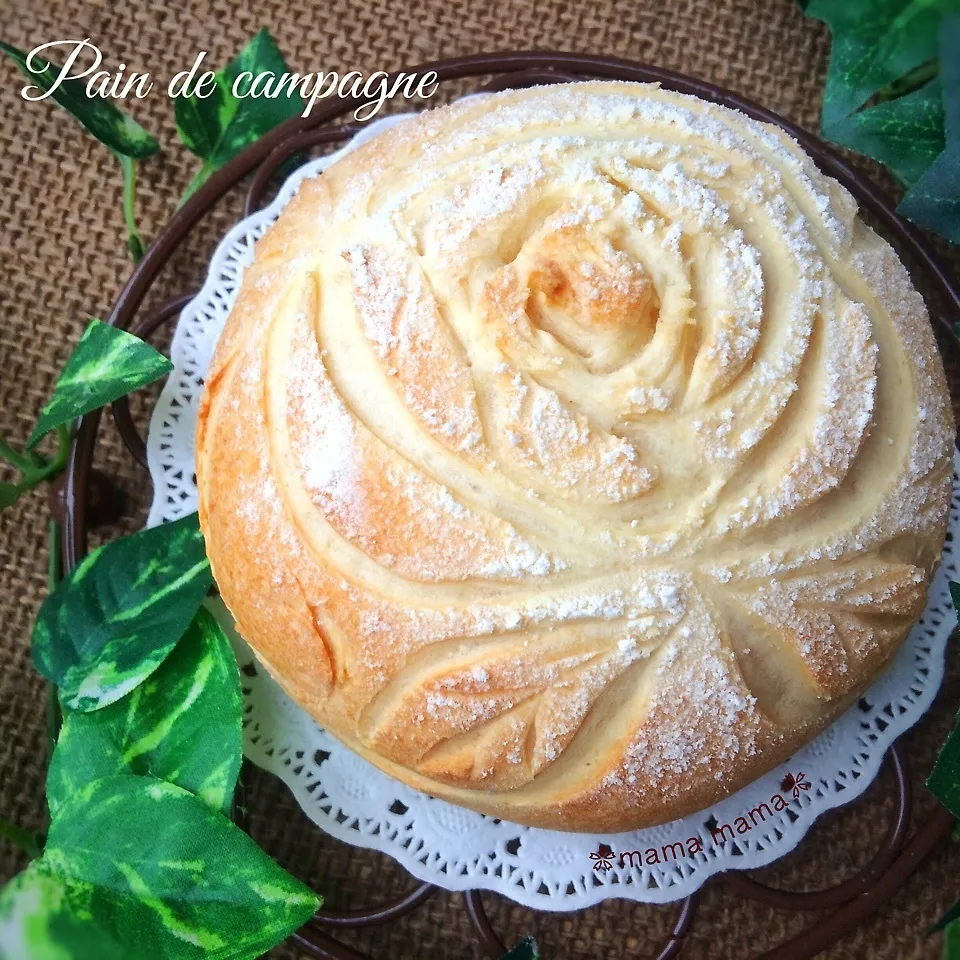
825,76 -> 945,185
804,0 -> 955,131
32,513 -> 211,712
500,937 -> 540,960
928,580 -> 960,816
946,917 -> 960,960
44,776 -> 320,960
800,1 -> 960,243
951,580 -> 960,614
0,41 -> 156,260
0,41 -> 158,159
927,578 -> 960,947
0,860 -> 126,960
47,606 -> 243,818
899,14 -> 960,240
175,29 -> 303,202
174,78 -> 230,159
933,898 -> 960,933
28,319 -> 172,449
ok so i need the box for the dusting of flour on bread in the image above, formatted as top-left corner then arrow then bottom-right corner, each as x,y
196,81 -> 953,832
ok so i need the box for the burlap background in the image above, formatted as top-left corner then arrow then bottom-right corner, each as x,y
2,0 -> 960,957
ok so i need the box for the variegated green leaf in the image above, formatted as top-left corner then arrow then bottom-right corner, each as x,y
803,0 -> 955,131
899,13 -> 960,241
903,156 -> 960,240
47,606 -> 242,818
929,703 -> 960,819
0,42 -> 156,260
933,897 -> 960,933
929,580 -> 960,815
28,319 -> 172,448
800,1 -> 960,243
500,937 -> 540,960
825,76 -> 945,186
174,77 -> 230,159
0,41 -> 159,159
175,29 -> 303,201
32,513 -> 211,712
947,918 -> 960,960
44,776 -> 320,960
0,860 -> 126,960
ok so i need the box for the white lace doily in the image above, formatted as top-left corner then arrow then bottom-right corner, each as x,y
146,113 -> 960,910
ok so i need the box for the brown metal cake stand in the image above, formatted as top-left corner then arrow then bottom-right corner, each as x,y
55,52 -> 960,960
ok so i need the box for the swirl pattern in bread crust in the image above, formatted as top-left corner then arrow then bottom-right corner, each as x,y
196,82 -> 954,832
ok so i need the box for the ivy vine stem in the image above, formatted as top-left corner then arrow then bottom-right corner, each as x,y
118,153 -> 145,263
48,520 -> 61,592
44,425 -> 71,480
46,519 -> 63,765
0,437 -> 34,473
2,425 -> 70,497
1,425 -> 70,512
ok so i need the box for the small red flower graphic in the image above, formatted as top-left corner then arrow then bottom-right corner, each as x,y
780,771 -> 811,800
589,844 -> 614,872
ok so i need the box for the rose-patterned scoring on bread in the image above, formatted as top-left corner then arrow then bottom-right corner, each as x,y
196,82 -> 953,832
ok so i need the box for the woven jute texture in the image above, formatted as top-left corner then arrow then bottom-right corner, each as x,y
2,1 -> 960,957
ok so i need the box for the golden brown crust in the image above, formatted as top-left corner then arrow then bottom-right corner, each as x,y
197,82 -> 954,832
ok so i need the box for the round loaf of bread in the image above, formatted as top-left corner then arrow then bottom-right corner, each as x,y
196,82 -> 954,832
